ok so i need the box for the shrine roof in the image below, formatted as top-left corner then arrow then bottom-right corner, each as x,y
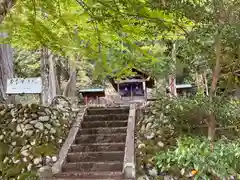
108,68 -> 155,89
176,84 -> 193,89
78,88 -> 105,93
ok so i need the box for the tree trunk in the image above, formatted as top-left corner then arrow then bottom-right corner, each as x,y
67,55 -> 77,98
41,47 -> 49,105
62,55 -> 77,106
203,71 -> 209,96
41,48 -> 59,105
208,32 -> 222,140
195,72 -> 205,94
48,53 -> 57,103
0,32 -> 14,102
210,33 -> 221,98
207,114 -> 217,141
0,0 -> 16,23
169,42 -> 177,96
56,60 -> 61,94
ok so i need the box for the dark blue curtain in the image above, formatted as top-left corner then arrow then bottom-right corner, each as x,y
119,82 -> 144,97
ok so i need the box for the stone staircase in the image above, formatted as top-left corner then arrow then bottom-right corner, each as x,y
53,106 -> 130,180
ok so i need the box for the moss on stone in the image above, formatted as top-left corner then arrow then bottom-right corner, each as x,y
0,103 -> 80,179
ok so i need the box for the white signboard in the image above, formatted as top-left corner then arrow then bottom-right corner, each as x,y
6,78 -> 42,94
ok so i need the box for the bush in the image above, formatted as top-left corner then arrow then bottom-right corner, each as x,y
156,136 -> 240,179
148,93 -> 240,138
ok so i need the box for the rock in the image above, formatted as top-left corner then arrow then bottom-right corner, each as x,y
163,119 -> 169,124
37,112 -> 46,116
3,157 -> 9,163
140,125 -> 145,132
144,132 -> 155,140
0,135 -> 4,140
27,163 -> 32,171
44,123 -> 52,130
22,157 -> 28,162
39,116 -> 50,122
25,130 -> 33,136
23,118 -> 31,124
138,143 -> 146,149
0,109 -> 6,116
21,150 -> 29,157
33,157 -> 42,165
10,132 -> 16,136
16,124 -> 22,132
11,118 -> 17,122
148,168 -> 158,176
34,122 -> 44,131
31,113 -> 38,119
44,108 -> 52,115
21,145 -> 31,151
29,120 -> 38,125
10,109 -> 17,117
38,166 -> 53,179
156,129 -> 164,136
54,121 -> 61,126
146,123 -> 153,130
50,128 -> 56,134
164,176 -> 178,180
52,156 -> 57,162
137,176 -> 148,180
13,158 -> 20,164
157,141 -> 164,148
45,156 -> 51,164
25,124 -> 33,130
24,113 -> 30,118
30,140 -> 36,146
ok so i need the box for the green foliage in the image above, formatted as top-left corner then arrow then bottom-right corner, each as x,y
156,136 -> 240,178
13,49 -> 41,77
1,0 -> 195,79
149,91 -> 240,137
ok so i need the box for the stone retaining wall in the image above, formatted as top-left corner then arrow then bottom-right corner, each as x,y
0,103 -> 78,179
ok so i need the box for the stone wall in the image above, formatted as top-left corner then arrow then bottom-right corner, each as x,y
136,105 -> 176,180
0,103 -> 77,179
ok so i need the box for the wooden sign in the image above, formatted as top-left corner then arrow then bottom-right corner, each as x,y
6,77 -> 42,94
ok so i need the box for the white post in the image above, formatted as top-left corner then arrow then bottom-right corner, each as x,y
143,81 -> 147,100
169,42 -> 177,97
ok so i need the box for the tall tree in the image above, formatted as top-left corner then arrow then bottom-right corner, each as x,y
0,0 -> 16,101
0,32 -> 13,102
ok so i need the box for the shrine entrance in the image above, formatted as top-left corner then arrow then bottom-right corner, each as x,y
108,68 -> 155,103
117,79 -> 146,101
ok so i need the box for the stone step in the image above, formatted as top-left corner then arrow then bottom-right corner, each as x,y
87,107 -> 129,115
75,133 -> 126,144
82,120 -> 128,128
84,114 -> 129,121
78,127 -> 127,135
62,161 -> 123,172
66,151 -> 124,162
54,178 -> 130,180
53,177 -> 129,180
54,171 -> 123,179
70,142 -> 125,152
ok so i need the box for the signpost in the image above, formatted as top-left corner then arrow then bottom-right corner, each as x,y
6,77 -> 42,103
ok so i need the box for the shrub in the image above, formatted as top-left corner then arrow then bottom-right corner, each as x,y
156,136 -> 240,179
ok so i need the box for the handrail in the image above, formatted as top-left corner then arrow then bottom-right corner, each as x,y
123,103 -> 136,179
